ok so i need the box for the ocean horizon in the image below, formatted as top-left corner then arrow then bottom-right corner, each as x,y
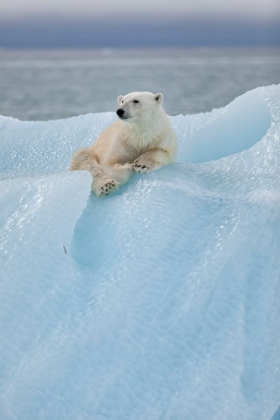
0,47 -> 279,121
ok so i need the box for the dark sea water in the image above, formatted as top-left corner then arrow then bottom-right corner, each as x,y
0,48 -> 279,121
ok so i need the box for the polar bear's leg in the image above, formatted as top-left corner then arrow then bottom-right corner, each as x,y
70,147 -> 101,172
103,163 -> 134,185
134,149 -> 172,173
92,163 -> 134,197
71,147 -> 119,196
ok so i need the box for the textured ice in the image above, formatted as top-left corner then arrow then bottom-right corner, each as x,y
1,85 -> 280,420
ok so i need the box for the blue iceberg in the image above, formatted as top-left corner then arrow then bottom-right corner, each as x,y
0,85 -> 280,420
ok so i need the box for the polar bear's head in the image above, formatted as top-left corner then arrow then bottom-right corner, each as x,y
116,91 -> 164,123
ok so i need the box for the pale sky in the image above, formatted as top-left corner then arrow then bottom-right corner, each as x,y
2,0 -> 280,20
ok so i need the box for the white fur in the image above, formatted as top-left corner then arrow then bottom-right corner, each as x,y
71,91 -> 178,196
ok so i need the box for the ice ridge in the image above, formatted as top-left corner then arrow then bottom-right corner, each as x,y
0,85 -> 280,420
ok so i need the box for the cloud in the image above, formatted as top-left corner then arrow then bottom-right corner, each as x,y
1,0 -> 280,20
1,17 -> 279,48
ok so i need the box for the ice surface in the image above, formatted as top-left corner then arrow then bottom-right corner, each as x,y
0,85 -> 280,420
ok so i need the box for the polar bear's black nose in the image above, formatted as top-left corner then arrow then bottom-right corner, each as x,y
116,108 -> 125,117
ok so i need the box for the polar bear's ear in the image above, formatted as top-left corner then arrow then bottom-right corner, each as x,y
154,93 -> 163,104
117,95 -> 124,105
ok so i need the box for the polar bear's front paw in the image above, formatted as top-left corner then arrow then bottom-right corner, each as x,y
97,179 -> 119,196
134,159 -> 152,173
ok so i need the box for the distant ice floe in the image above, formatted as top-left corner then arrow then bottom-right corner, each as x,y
0,85 -> 280,420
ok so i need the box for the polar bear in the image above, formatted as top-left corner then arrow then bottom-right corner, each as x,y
70,91 -> 178,196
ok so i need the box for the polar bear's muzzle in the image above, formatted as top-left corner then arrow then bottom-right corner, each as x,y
116,108 -> 124,117
116,108 -> 130,120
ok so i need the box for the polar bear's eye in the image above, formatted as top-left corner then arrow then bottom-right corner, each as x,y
133,100 -> 139,104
